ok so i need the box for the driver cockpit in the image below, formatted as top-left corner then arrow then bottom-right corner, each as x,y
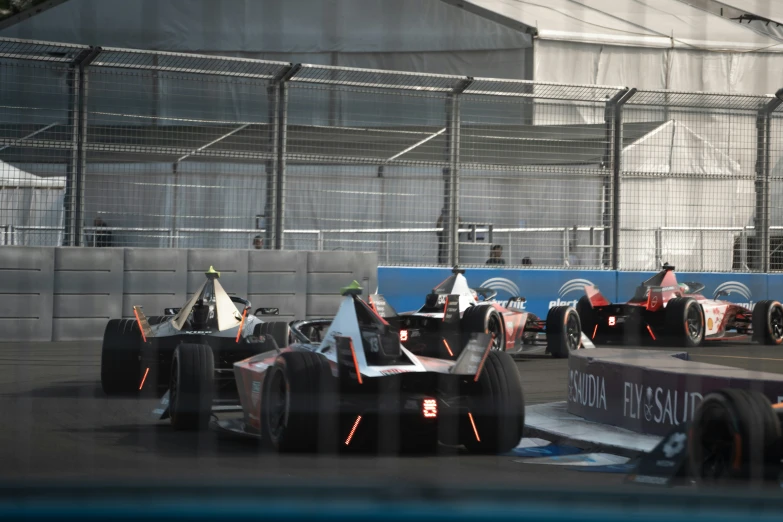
190,298 -> 215,330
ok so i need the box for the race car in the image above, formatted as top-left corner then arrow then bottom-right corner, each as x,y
576,264 -> 783,348
100,266 -> 283,395
153,281 -> 526,454
371,266 -> 592,359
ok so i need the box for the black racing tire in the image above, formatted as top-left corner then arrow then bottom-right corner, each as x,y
752,300 -> 783,346
462,305 -> 505,352
100,319 -> 144,395
260,351 -> 338,453
169,343 -> 214,431
463,351 -> 525,454
665,297 -> 704,348
576,296 -> 597,339
688,388 -> 781,484
254,321 -> 291,348
546,305 -> 581,359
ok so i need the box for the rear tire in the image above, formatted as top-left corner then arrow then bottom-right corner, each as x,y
752,300 -> 783,345
463,351 -> 524,454
462,306 -> 505,352
576,296 -> 597,339
254,321 -> 291,348
688,388 -> 781,483
169,343 -> 214,431
546,306 -> 581,358
260,351 -> 338,453
665,297 -> 704,348
100,319 -> 143,395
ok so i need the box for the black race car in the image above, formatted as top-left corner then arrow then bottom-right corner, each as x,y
100,266 -> 282,396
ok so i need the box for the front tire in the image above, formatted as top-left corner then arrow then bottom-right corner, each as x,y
752,300 -> 783,345
462,306 -> 505,352
688,389 -> 780,484
463,351 -> 524,454
169,343 -> 214,431
546,306 -> 581,358
665,297 -> 704,348
100,319 -> 144,395
260,351 -> 337,453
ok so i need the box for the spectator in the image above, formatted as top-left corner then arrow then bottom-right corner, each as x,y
486,244 -> 506,265
253,235 -> 263,249
521,257 -> 532,266
93,217 -> 112,247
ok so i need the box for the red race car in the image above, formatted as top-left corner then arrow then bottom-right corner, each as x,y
577,264 -> 783,348
372,267 -> 594,359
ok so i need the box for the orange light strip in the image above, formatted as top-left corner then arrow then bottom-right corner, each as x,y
468,412 -> 481,442
646,325 -> 656,341
348,339 -> 363,385
345,415 -> 362,445
235,307 -> 248,343
592,324 -> 598,339
473,336 -> 494,382
442,297 -> 449,320
442,338 -> 454,357
133,308 -> 147,343
139,367 -> 150,390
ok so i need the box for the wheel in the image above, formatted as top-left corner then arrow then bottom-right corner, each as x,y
260,351 -> 338,453
546,306 -> 581,358
688,389 -> 781,484
462,306 -> 505,352
665,297 -> 704,348
254,321 -> 291,348
100,319 -> 144,395
169,343 -> 214,431
462,351 -> 524,454
752,300 -> 783,345
576,296 -> 597,339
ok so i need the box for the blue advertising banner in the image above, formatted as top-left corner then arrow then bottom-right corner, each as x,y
377,267 -> 617,318
378,267 -> 783,317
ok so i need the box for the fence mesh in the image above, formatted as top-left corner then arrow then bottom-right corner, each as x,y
0,37 -> 781,272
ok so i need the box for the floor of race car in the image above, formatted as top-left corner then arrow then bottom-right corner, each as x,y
0,341 -> 780,488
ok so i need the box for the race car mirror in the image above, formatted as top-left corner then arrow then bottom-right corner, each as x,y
255,307 -> 279,316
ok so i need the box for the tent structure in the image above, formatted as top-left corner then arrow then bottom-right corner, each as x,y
0,159 -> 65,246
685,0 -> 783,42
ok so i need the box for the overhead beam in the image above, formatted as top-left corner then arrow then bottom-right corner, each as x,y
0,0 -> 72,31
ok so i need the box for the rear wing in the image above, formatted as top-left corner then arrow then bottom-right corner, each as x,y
368,294 -> 397,319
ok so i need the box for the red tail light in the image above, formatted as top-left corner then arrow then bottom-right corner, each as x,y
608,316 -> 616,326
400,330 -> 408,342
422,398 -> 437,418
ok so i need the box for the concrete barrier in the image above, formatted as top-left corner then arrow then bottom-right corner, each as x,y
567,348 -> 783,436
0,247 -> 377,342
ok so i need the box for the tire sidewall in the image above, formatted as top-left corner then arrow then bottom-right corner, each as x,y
682,299 -> 705,347
261,358 -> 291,450
765,301 -> 783,345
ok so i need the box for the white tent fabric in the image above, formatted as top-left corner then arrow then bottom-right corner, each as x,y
705,0 -> 783,41
0,160 -> 65,246
0,0 -> 531,77
619,120 -> 752,271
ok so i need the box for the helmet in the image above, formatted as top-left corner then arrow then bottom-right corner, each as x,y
192,299 -> 211,329
470,288 -> 478,301
678,283 -> 690,294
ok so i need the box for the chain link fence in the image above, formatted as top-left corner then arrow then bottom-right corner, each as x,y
1,36 -> 782,272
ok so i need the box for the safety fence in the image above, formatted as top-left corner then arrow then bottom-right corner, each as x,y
1,37 -> 782,272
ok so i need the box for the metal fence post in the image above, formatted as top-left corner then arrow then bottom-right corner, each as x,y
265,83 -> 280,250
271,64 -> 300,250
63,47 -> 100,247
71,47 -> 101,247
444,78 -> 472,267
756,89 -> 783,272
609,87 -> 636,270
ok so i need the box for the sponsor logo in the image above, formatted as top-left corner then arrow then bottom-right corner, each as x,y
251,381 -> 261,408
568,369 -> 607,410
479,278 -> 521,299
623,383 -> 703,426
713,281 -> 755,309
549,278 -> 594,309
662,432 -> 687,459
379,368 -> 411,375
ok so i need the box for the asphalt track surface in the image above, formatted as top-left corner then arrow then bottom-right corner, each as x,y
2,340 -> 782,488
